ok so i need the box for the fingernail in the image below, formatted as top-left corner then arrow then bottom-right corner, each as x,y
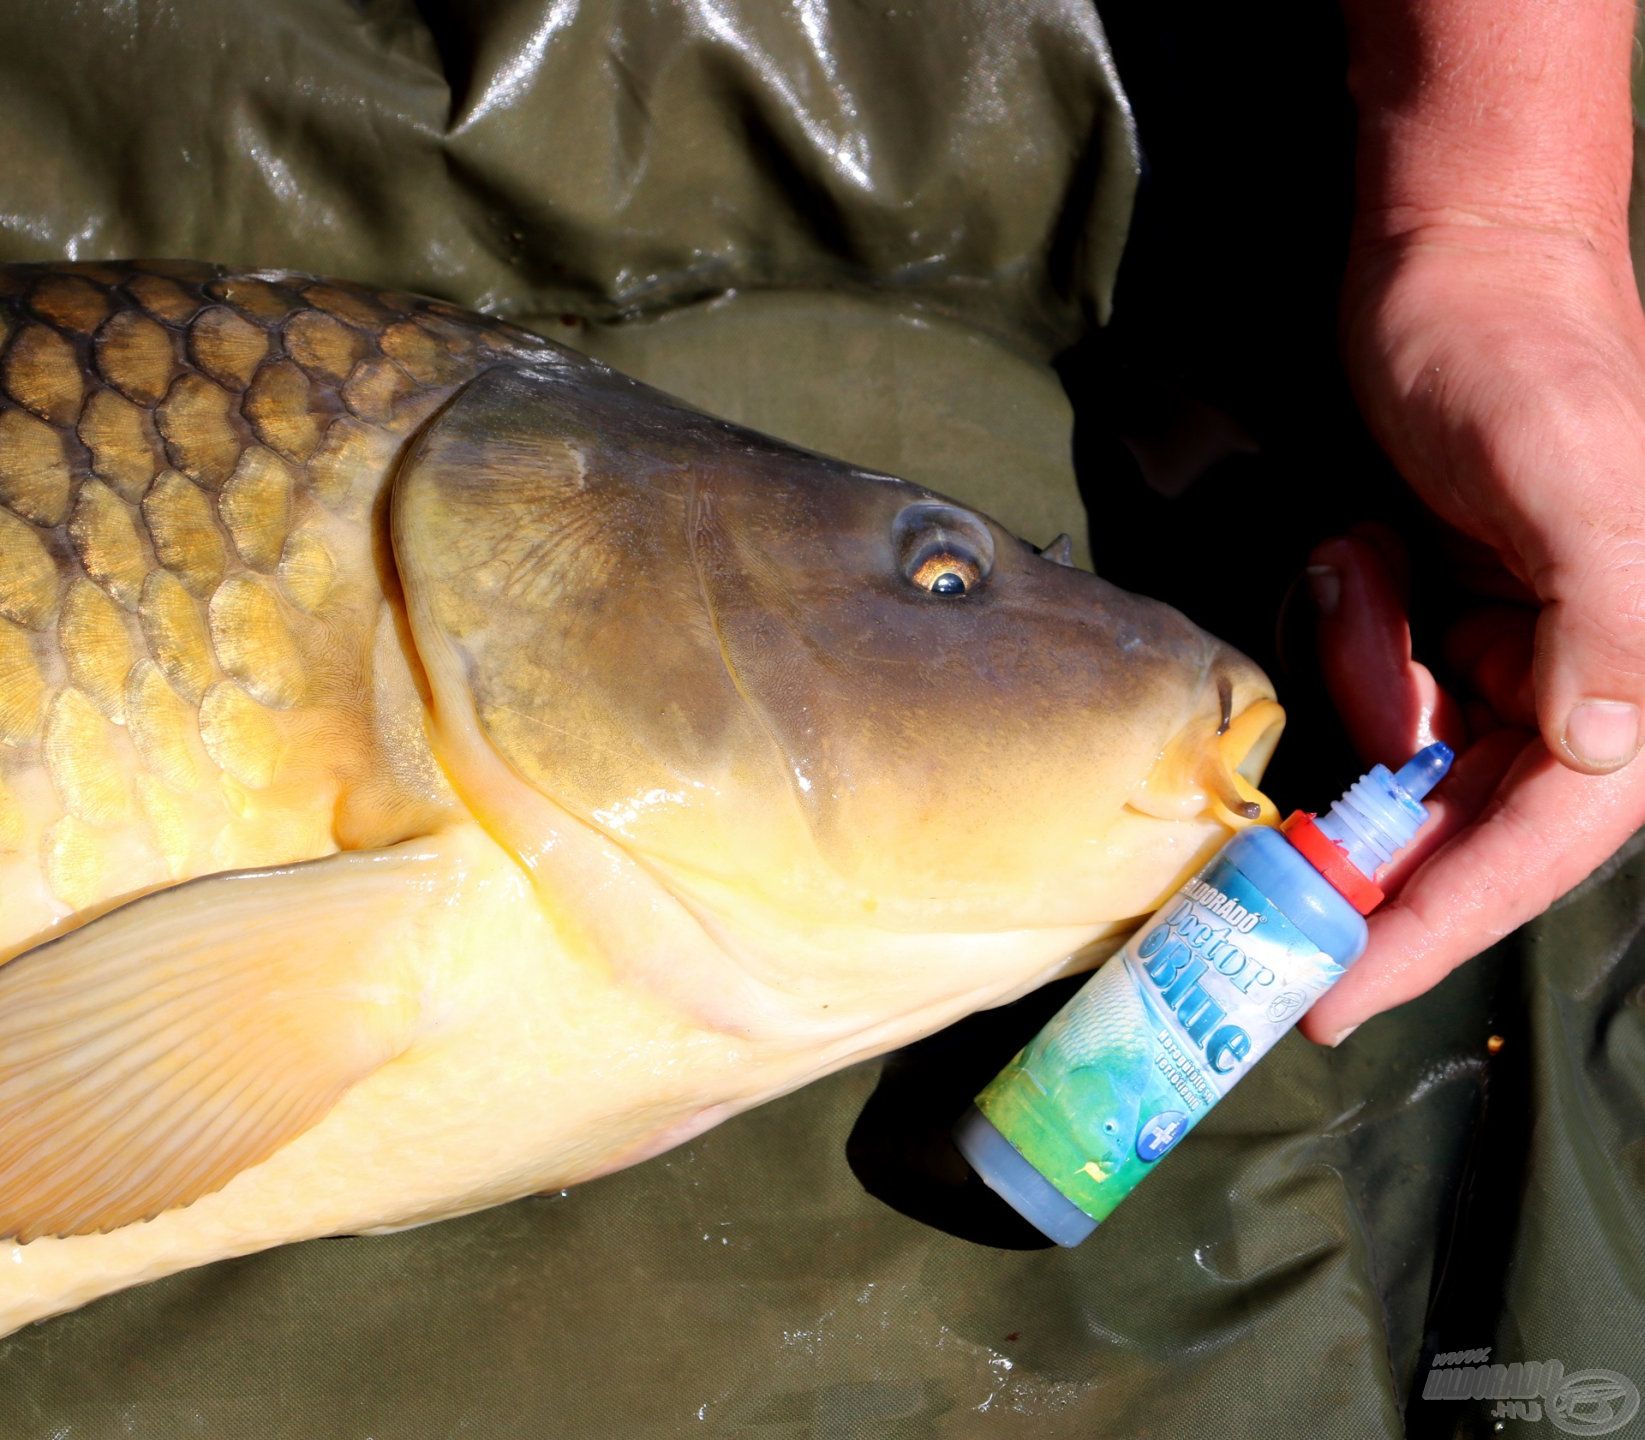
1562,699 -> 1641,771
1329,1023 -> 1359,1047
1307,564 -> 1340,617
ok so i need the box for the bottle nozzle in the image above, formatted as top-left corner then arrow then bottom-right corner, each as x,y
1391,742 -> 1454,805
1283,743 -> 1457,914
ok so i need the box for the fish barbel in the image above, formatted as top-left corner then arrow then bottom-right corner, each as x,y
0,261 -> 1283,1333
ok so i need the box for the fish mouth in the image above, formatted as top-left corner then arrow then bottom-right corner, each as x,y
1127,669 -> 1285,829
1080,1150 -> 1128,1183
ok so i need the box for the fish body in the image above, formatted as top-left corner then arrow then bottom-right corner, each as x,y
1029,957 -> 1155,1179
0,261 -> 535,951
0,262 -> 1282,1334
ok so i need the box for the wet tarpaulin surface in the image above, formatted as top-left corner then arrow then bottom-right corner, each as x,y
0,2 -> 1642,1436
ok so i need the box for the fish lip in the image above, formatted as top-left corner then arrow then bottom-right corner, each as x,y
1081,1150 -> 1127,1182
1126,669 -> 1284,828
1221,696 -> 1284,804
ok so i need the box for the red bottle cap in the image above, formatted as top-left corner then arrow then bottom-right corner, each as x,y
1281,811 -> 1383,915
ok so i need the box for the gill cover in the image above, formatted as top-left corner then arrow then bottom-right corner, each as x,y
390,358 -> 800,864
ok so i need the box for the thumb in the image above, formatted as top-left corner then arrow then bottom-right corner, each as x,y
1533,533 -> 1645,775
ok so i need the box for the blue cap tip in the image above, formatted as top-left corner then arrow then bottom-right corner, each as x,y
1315,742 -> 1455,883
1391,742 -> 1454,804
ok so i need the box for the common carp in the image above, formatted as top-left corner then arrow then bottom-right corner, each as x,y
0,260 -> 1282,1333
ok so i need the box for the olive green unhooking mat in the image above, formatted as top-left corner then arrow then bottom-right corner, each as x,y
0,3 -> 1641,1436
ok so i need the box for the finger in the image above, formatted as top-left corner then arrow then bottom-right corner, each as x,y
1345,520 -> 1411,602
1310,534 -> 1467,765
1443,606 -> 1537,727
1515,485 -> 1645,773
1298,742 -> 1645,1044
1535,576 -> 1645,772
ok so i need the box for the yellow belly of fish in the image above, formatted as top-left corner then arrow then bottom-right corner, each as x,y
0,824 -> 755,1336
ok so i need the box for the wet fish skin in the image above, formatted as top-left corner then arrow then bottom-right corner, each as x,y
0,260 -> 539,958
0,260 -> 1281,1335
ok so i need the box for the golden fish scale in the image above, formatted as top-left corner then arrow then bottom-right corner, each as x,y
0,261 -> 543,950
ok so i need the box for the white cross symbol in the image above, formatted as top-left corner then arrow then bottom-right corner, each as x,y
1143,1117 -> 1181,1148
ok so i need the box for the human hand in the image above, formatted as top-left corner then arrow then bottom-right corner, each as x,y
1299,228 -> 1645,1044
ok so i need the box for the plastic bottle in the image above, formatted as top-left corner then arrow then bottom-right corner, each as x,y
955,743 -> 1454,1245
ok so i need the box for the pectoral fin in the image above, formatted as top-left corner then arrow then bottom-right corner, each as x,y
0,838 -> 460,1242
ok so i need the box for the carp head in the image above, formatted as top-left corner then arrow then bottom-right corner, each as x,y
392,356 -> 1281,1046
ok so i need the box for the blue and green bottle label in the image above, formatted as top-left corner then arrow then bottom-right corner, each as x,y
974,854 -> 1346,1225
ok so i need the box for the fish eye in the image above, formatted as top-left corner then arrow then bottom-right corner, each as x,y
893,501 -> 995,597
1103,1119 -> 1119,1135
910,549 -> 982,596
